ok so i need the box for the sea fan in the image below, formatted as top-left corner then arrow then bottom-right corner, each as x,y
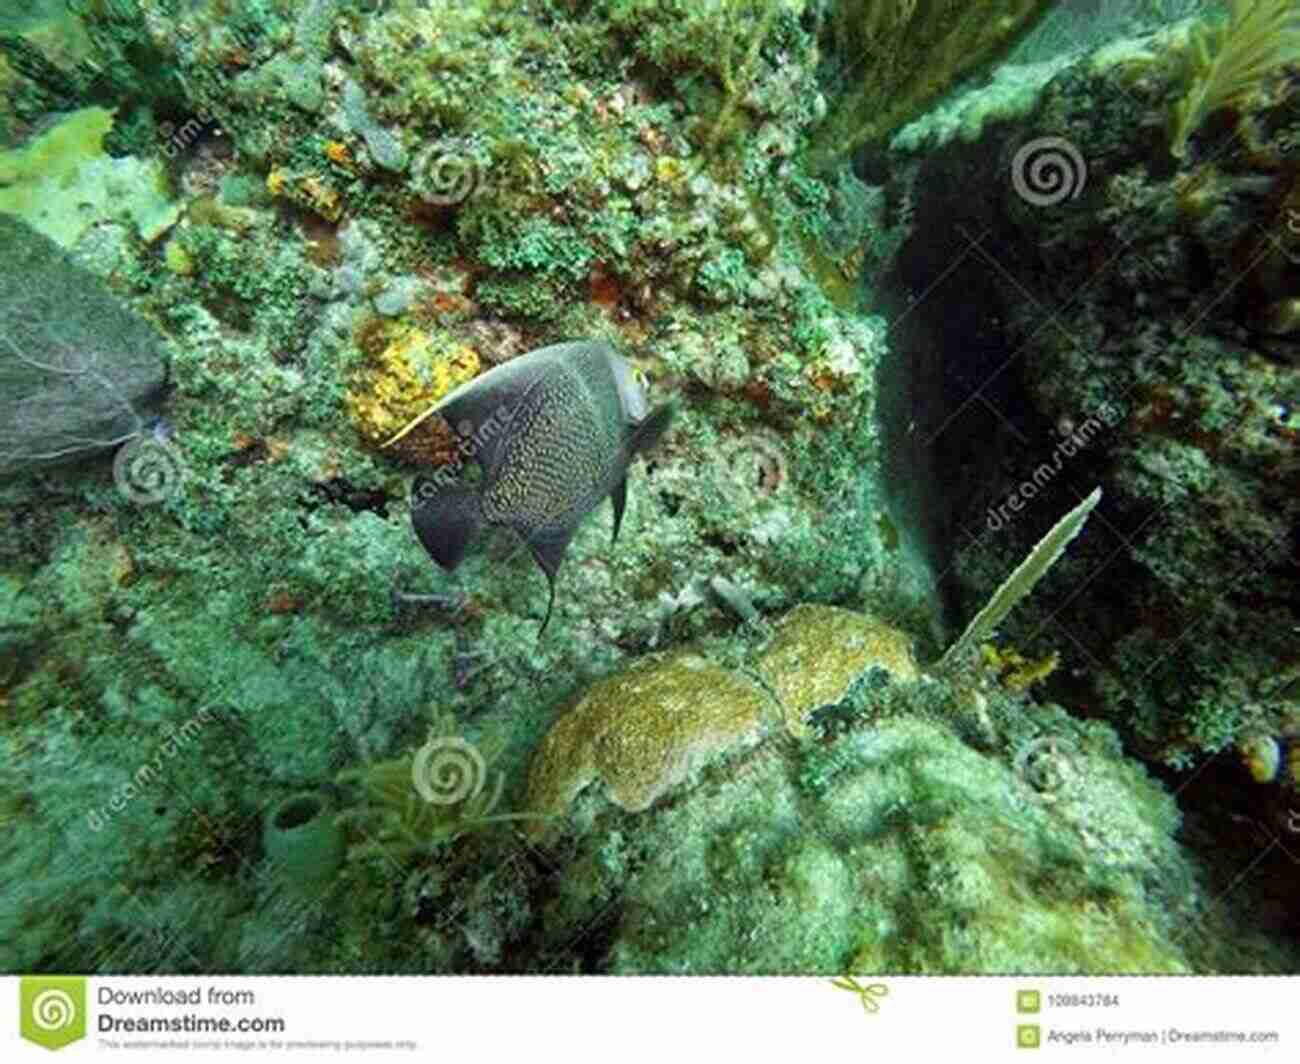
0,213 -> 168,474
1169,0 -> 1300,159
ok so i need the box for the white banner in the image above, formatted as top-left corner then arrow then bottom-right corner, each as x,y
5,975 -> 1295,1061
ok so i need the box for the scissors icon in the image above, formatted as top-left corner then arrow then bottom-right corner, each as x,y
831,975 -> 889,1014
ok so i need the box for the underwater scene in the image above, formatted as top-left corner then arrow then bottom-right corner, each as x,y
0,0 -> 1297,976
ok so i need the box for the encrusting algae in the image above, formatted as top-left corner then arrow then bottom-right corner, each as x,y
345,323 -> 480,451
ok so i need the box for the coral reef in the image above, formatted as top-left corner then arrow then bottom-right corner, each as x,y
605,714 -> 1200,974
533,669 -> 1289,974
525,500 -> 1107,842
0,212 -> 169,474
883,14 -> 1299,769
1,0 -> 1296,978
0,106 -> 179,246
872,11 -> 1300,954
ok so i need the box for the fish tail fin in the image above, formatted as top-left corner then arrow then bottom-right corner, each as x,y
628,400 -> 676,458
410,476 -> 482,571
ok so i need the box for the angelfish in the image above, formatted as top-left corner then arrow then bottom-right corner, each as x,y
405,340 -> 675,634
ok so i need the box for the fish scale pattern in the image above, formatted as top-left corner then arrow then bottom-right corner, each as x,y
485,363 -> 612,532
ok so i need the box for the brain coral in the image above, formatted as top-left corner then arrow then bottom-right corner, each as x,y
755,604 -> 919,737
526,606 -> 923,835
525,651 -> 778,834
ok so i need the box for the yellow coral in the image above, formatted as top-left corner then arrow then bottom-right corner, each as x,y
755,604 -> 919,738
655,156 -> 687,185
345,324 -> 481,445
299,175 -> 342,221
264,167 -> 343,221
323,140 -> 353,166
980,643 -> 1059,692
524,606 -> 926,837
525,652 -> 778,835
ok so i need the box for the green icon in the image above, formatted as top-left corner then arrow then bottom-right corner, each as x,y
830,975 -> 889,1014
1017,989 -> 1040,1013
20,976 -> 87,1051
1017,1024 -> 1041,1049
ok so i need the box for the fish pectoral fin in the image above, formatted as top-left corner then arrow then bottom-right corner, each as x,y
410,477 -> 482,571
626,400 -> 677,459
610,476 -> 627,544
526,522 -> 580,636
